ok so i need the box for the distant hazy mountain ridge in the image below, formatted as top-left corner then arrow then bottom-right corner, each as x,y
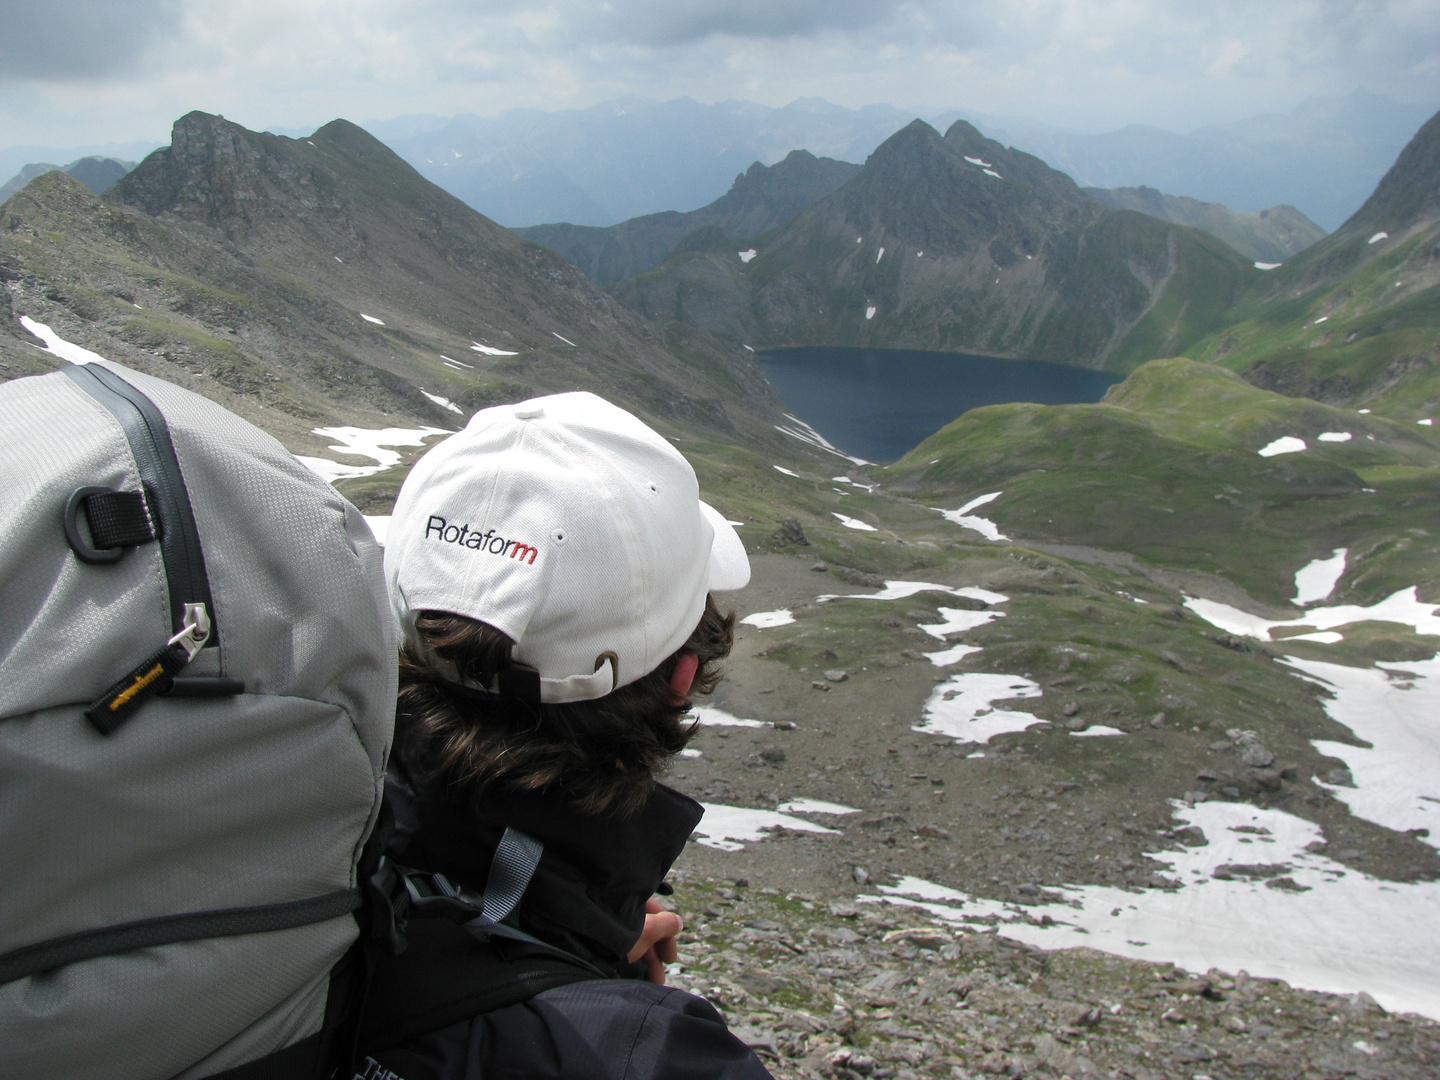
0,156 -> 134,204
517,150 -> 861,286
1083,187 -> 1326,264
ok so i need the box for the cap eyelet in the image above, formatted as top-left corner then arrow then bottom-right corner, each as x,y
646,481 -> 658,495
551,529 -> 567,544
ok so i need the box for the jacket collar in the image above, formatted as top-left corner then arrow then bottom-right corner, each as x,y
388,753 -> 702,973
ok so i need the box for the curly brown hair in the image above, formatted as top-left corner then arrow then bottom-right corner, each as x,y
397,594 -> 734,816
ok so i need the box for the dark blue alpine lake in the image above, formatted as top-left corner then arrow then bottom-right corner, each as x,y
758,346 -> 1122,463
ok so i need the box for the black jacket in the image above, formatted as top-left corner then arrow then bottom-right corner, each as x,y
358,731 -> 773,1080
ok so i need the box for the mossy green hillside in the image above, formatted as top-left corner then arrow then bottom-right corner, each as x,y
888,358 -> 1440,605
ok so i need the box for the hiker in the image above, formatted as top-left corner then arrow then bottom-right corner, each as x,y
357,391 -> 773,1080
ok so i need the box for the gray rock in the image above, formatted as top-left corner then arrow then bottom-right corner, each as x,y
852,867 -> 871,886
759,746 -> 786,763
811,562 -> 829,572
773,517 -> 809,546
825,669 -> 849,682
1241,743 -> 1276,768
1345,991 -> 1386,1015
1149,712 -> 1166,728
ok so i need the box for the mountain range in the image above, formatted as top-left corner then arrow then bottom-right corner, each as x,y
0,112 -> 783,501
611,119 -> 1257,370
353,90 -> 1428,231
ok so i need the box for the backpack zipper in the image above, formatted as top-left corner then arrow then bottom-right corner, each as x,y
63,365 -> 220,732
63,364 -> 218,645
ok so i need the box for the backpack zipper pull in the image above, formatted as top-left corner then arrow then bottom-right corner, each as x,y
168,602 -> 212,662
86,603 -> 212,736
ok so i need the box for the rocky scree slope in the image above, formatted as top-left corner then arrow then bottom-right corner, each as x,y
0,111 -> 783,472
611,119 -> 1255,371
518,150 -> 861,287
1188,107 -> 1440,420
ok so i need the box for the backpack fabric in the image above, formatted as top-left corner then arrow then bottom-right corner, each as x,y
0,361 -> 396,1079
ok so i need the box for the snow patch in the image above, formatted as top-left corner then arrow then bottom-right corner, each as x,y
774,414 -> 871,465
18,315 -> 108,365
1368,231 -> 1389,244
923,643 -> 984,667
420,390 -> 463,415
915,672 -> 1044,743
1254,261 -> 1282,270
817,580 -> 1008,606
360,313 -> 384,325
440,355 -> 473,369
963,156 -> 992,168
1285,654 -> 1440,849
1071,725 -> 1126,737
470,341 -> 519,356
875,797 -> 1440,1020
772,465 -> 799,477
875,247 -> 884,264
1294,548 -> 1347,606
920,607 -> 1006,639
740,609 -> 795,629
1258,436 -> 1306,457
983,168 -> 1002,178
1185,586 -> 1440,642
865,305 -> 877,320
551,332 -> 576,347
694,803 -> 839,851
738,249 -> 757,263
833,512 -> 877,532
936,491 -> 1009,541
690,706 -> 768,728
1317,431 -> 1351,442
294,425 -> 450,484
777,798 -> 860,816
1420,419 -> 1434,426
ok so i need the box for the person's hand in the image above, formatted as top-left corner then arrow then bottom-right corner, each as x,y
627,897 -> 684,985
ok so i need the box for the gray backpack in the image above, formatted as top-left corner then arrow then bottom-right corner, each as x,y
0,361 -> 396,1078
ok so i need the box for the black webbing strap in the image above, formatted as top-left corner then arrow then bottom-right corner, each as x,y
0,888 -> 362,986
481,827 -> 543,924
84,489 -> 156,549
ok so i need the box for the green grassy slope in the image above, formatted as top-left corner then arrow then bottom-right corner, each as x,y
887,358 -> 1440,604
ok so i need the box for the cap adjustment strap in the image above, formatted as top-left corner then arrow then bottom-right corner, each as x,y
537,652 -> 617,704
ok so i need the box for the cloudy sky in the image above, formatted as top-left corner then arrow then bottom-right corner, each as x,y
2,0 -> 1437,150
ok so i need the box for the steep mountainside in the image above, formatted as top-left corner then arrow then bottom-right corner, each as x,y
1084,186 -> 1326,263
0,112 -> 782,478
0,156 -> 134,203
614,120 -> 1254,371
517,150 -> 860,287
1187,108 -> 1440,419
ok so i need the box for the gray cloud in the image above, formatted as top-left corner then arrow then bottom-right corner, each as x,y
580,0 -> 901,47
0,0 -> 184,81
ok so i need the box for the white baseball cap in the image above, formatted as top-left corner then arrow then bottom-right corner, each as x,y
384,391 -> 750,703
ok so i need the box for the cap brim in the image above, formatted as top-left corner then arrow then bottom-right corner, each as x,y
699,500 -> 750,591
